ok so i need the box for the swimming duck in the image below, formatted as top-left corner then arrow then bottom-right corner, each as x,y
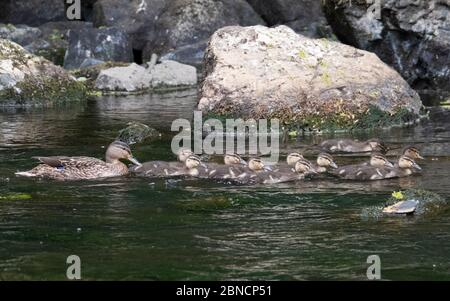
401,146 -> 424,160
202,157 -> 273,184
271,152 -> 305,174
333,155 -> 421,181
313,153 -> 339,173
331,154 -> 394,178
15,141 -> 141,180
131,148 -> 194,177
320,138 -> 387,154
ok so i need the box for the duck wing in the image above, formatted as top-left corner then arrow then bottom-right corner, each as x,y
32,156 -> 105,169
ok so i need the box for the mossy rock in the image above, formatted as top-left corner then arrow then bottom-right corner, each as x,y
0,39 -> 86,106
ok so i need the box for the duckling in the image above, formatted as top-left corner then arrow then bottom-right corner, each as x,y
223,153 -> 248,166
271,152 -> 305,174
183,155 -> 207,177
320,138 -> 387,154
205,157 -> 272,184
131,148 -> 194,177
15,141 -> 140,180
402,146 -> 424,160
331,154 -> 394,178
334,155 -> 421,181
313,153 -> 338,173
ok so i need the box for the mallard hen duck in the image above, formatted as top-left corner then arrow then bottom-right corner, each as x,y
15,141 -> 140,180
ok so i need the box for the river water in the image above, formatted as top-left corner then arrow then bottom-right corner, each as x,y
0,90 -> 449,280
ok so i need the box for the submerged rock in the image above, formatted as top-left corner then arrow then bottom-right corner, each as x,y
117,122 -> 160,145
64,26 -> 133,70
95,63 -> 152,92
323,0 -> 450,92
198,25 -> 423,130
0,39 -> 86,106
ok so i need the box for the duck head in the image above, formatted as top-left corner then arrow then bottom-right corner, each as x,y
106,141 -> 141,166
294,159 -> 317,174
402,146 -> 424,160
317,153 -> 338,169
286,152 -> 304,166
398,155 -> 422,171
185,155 -> 207,170
370,154 -> 394,168
224,154 -> 247,166
177,148 -> 194,162
248,158 -> 271,172
367,139 -> 388,153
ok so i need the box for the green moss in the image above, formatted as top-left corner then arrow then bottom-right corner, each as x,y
0,193 -> 32,201
0,75 -> 87,105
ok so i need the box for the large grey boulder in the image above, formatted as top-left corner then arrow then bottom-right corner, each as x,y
95,63 -> 152,92
198,25 -> 423,130
323,0 -> 450,92
0,39 -> 86,106
64,26 -> 133,70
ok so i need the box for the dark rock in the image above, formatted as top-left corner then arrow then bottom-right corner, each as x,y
144,0 -> 265,62
0,0 -> 66,26
246,0 -> 332,38
159,40 -> 208,68
64,26 -> 133,69
198,25 -> 423,130
0,22 -> 94,66
93,0 -> 166,51
323,0 -> 450,92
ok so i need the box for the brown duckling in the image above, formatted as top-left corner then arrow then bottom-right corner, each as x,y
331,154 -> 394,178
334,155 -> 422,181
131,148 -> 194,177
313,153 -> 338,173
320,138 -> 387,154
15,141 -> 140,180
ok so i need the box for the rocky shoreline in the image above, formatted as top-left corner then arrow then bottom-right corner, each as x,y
1,0 -> 448,130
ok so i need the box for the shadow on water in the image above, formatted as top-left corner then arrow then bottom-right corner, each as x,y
0,91 -> 450,280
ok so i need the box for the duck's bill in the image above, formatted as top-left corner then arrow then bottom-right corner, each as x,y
386,162 -> 395,168
417,154 -> 425,160
263,165 -> 272,171
240,159 -> 248,166
201,163 -> 208,168
330,162 -> 338,169
129,157 -> 142,166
